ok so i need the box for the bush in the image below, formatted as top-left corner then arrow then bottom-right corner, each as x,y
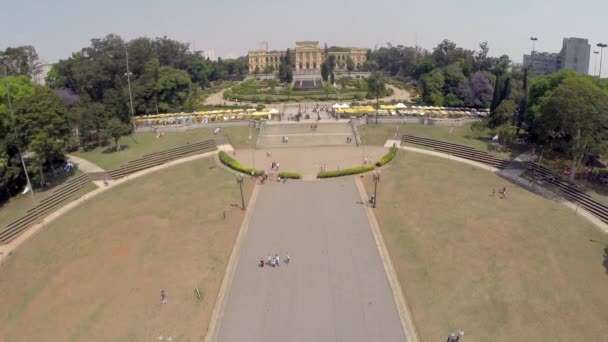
376,147 -> 398,167
317,164 -> 375,178
255,104 -> 265,111
279,172 -> 302,179
218,151 -> 262,176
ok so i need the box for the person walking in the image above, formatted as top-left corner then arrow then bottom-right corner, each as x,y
285,253 -> 290,265
161,290 -> 167,304
275,254 -> 280,267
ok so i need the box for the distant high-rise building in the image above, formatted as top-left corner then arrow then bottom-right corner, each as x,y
203,49 -> 215,60
523,37 -> 590,75
523,52 -> 561,75
560,37 -> 590,74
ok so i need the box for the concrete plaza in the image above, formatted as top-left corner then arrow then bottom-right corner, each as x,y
215,178 -> 406,342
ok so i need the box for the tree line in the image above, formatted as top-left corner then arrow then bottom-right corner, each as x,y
0,34 -> 247,201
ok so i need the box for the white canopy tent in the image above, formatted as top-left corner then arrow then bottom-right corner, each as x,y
269,108 -> 279,114
395,103 -> 407,109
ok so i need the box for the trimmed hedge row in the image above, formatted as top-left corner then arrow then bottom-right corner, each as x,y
279,172 -> 302,179
219,151 -> 262,176
317,164 -> 376,178
317,147 -> 400,178
376,147 -> 398,167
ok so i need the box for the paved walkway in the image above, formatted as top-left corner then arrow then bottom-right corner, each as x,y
67,154 -> 105,173
213,178 -> 407,342
235,146 -> 386,180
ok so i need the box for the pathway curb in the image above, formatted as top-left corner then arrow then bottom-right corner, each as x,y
205,184 -> 261,342
354,176 -> 421,342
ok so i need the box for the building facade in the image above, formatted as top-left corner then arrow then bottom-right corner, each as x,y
248,41 -> 367,73
523,52 -> 561,75
560,37 -> 590,74
523,37 -> 590,75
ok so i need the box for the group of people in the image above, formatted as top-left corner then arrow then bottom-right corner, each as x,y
259,253 -> 290,268
270,161 -> 280,171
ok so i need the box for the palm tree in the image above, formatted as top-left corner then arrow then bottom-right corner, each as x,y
367,71 -> 386,124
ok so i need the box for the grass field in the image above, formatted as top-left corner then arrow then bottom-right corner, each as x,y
359,122 -> 523,159
0,171 -> 96,232
364,152 -> 608,341
73,126 -> 256,170
0,158 -> 254,341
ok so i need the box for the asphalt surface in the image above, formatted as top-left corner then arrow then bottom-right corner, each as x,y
216,178 -> 406,342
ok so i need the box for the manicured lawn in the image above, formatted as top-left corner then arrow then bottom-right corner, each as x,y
359,122 -> 524,159
363,152 -> 608,341
0,157 -> 254,341
73,126 -> 255,170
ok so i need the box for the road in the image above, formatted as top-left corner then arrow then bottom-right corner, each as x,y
216,178 -> 406,342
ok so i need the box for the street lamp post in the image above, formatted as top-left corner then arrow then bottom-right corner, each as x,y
372,170 -> 381,208
597,43 -> 607,79
530,37 -> 538,54
237,173 -> 245,210
125,48 -> 137,139
593,51 -> 599,76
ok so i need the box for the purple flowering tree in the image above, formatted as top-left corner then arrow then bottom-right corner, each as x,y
54,88 -> 80,107
468,72 -> 493,108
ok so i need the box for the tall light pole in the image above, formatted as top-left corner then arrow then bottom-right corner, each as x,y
372,170 -> 381,208
125,47 -> 137,139
530,37 -> 538,54
597,43 -> 607,79
593,51 -> 600,76
3,65 -> 35,200
236,173 -> 245,210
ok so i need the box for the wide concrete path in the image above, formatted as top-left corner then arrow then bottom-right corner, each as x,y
67,154 -> 105,173
216,178 -> 406,342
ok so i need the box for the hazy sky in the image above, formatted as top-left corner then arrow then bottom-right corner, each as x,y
2,0 -> 607,76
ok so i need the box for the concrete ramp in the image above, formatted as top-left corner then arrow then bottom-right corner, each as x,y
257,122 -> 355,148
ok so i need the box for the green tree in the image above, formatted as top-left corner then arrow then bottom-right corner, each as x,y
367,71 -> 386,124
0,45 -> 41,78
323,82 -> 333,100
284,84 -> 293,100
103,118 -> 130,151
444,93 -> 464,107
420,69 -> 444,105
490,99 -> 517,128
535,77 -> 608,183
154,66 -> 191,112
346,57 -> 355,76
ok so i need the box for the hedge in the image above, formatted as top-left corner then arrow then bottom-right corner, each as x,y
317,164 -> 375,178
279,172 -> 302,179
219,151 -> 262,176
376,147 -> 398,167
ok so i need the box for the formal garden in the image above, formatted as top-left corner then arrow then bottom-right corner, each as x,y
222,78 -> 394,103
